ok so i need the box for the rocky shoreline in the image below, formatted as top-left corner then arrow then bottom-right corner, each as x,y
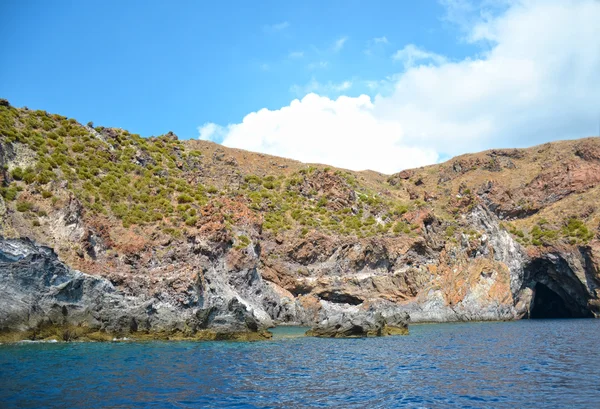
3,203 -> 599,343
0,237 -> 275,342
0,236 -> 410,342
1,104 -> 600,342
2,203 -> 599,343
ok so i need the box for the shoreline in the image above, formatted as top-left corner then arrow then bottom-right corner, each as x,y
4,317 -> 597,344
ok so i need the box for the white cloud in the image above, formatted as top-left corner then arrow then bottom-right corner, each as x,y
365,36 -> 390,55
199,93 -> 438,174
290,79 -> 353,97
198,123 -> 227,142
263,21 -> 290,33
332,36 -> 348,52
288,51 -> 304,59
200,0 -> 600,173
392,44 -> 447,69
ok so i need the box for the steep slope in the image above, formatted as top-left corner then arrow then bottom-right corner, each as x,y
1,98 -> 599,340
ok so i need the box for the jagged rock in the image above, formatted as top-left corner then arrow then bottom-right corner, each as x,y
305,302 -> 409,338
397,169 -> 414,179
2,103 -> 600,341
0,237 -> 273,341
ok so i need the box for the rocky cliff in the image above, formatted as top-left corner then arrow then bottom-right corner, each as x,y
1,99 -> 599,341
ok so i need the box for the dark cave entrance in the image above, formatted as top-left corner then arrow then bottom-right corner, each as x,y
524,257 -> 595,319
530,283 -> 573,319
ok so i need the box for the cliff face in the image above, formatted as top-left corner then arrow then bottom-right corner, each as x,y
1,99 -> 599,340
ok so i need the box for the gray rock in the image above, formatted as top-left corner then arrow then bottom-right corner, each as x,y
306,301 -> 409,338
0,237 -> 270,339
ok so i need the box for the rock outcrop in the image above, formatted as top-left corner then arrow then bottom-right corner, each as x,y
305,302 -> 409,338
0,237 -> 273,341
1,101 -> 600,341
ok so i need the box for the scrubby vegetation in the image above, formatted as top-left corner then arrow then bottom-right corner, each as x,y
1,100 -> 598,248
0,103 -> 216,234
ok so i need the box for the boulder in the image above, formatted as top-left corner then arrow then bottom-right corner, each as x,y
305,304 -> 409,338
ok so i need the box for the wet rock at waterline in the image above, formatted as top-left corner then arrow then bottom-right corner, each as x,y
305,303 -> 409,338
0,237 -> 272,342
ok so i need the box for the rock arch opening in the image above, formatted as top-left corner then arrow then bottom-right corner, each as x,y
530,283 -> 575,319
524,257 -> 595,319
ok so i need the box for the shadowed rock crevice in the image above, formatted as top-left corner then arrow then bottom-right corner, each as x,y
530,283 -> 576,318
524,257 -> 595,319
317,291 -> 364,306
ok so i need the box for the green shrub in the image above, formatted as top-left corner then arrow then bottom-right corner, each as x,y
393,221 -> 411,234
37,170 -> 55,184
1,186 -> 18,201
11,167 -> 23,181
364,216 -> 376,226
177,194 -> 194,204
344,216 -> 362,230
393,204 -> 410,216
22,168 -> 37,184
16,201 -> 33,212
286,176 -> 302,187
562,217 -> 594,242
235,235 -> 251,249
185,216 -> 198,226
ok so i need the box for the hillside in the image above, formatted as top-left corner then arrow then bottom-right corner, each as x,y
1,98 -> 600,341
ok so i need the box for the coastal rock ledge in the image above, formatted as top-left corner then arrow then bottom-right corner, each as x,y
306,306 -> 409,338
0,237 -> 272,342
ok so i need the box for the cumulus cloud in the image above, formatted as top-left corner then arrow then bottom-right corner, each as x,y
392,44 -> 447,69
199,93 -> 438,174
290,79 -> 352,97
200,0 -> 600,173
332,36 -> 348,52
198,122 -> 227,143
288,51 -> 304,59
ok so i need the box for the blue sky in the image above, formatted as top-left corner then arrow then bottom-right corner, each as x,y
1,0 -> 459,135
1,0 -> 599,173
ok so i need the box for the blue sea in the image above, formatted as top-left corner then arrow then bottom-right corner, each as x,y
1,320 -> 600,408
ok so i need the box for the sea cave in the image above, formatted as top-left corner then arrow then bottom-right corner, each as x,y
525,258 -> 594,319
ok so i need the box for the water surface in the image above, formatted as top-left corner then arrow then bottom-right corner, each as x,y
1,320 -> 599,408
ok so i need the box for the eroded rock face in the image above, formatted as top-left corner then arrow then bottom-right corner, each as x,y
305,301 -> 409,338
0,237 -> 273,341
2,127 -> 600,339
513,248 -> 600,319
3,198 -> 599,342
256,205 -> 528,324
